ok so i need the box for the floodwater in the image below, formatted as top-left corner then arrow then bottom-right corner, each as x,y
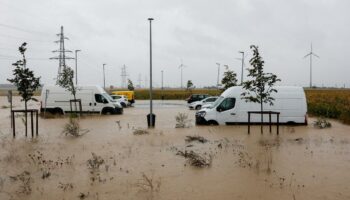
0,97 -> 350,200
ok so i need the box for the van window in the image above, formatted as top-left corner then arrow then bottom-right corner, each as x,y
95,94 -> 107,103
218,98 -> 236,111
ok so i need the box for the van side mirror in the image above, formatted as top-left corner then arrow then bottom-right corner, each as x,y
103,99 -> 108,104
216,106 -> 222,112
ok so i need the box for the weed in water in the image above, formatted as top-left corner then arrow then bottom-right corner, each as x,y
62,116 -> 88,137
0,176 -> 4,191
175,113 -> 191,128
87,153 -> 106,184
58,182 -> 74,191
176,150 -> 212,168
9,171 -> 32,195
185,135 -> 208,143
135,173 -> 161,193
313,117 -> 332,129
78,192 -> 89,199
87,153 -> 104,169
116,120 -> 122,130
133,128 -> 149,135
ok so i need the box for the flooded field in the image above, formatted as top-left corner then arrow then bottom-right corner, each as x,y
0,97 -> 350,200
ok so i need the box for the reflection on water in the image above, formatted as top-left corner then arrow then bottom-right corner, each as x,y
134,100 -> 187,108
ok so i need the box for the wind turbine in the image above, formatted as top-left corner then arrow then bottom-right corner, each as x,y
303,43 -> 319,88
179,59 -> 187,89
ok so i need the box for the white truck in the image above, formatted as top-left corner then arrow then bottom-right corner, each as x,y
40,85 -> 123,115
195,86 -> 307,125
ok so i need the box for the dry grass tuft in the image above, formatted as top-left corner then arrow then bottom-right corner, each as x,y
176,150 -> 212,168
133,128 -> 149,135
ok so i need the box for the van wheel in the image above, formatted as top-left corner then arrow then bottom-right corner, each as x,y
286,121 -> 296,125
208,120 -> 219,125
102,108 -> 114,115
53,108 -> 63,115
195,105 -> 202,110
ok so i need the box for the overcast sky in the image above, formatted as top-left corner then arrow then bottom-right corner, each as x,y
1,0 -> 349,88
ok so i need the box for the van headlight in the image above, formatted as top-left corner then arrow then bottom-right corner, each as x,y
196,111 -> 206,117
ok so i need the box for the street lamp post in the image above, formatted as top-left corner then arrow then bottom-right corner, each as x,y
216,62 -> 220,89
148,18 -> 155,127
161,70 -> 164,100
239,51 -> 244,84
103,63 -> 106,89
161,70 -> 164,90
75,50 -> 81,85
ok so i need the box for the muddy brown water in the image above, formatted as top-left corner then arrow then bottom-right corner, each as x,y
0,97 -> 350,200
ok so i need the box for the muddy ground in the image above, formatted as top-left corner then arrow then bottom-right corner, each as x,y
0,97 -> 349,200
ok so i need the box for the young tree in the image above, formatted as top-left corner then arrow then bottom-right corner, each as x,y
186,80 -> 194,91
221,66 -> 238,90
57,66 -> 78,112
7,43 -> 41,135
128,79 -> 134,91
241,45 -> 281,133
57,66 -> 85,137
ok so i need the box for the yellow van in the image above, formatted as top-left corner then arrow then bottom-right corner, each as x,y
111,91 -> 135,105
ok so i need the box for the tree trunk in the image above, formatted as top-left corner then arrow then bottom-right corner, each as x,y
72,83 -> 78,114
260,98 -> 263,134
25,101 -> 28,136
73,94 -> 77,113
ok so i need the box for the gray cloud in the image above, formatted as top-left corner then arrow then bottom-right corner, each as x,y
1,0 -> 349,88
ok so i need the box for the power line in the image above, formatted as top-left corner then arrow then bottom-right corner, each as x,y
0,33 -> 51,43
0,23 -> 51,36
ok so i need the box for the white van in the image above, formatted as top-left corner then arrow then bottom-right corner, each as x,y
195,86 -> 307,125
40,85 -> 123,115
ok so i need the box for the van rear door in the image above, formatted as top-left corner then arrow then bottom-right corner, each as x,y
76,89 -> 94,112
216,98 -> 238,125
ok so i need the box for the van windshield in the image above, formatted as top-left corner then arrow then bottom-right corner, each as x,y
208,96 -> 224,109
102,93 -> 115,102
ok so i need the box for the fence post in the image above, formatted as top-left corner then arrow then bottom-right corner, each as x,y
12,110 -> 15,138
31,111 -> 34,137
269,112 -> 272,133
36,110 -> 38,136
277,113 -> 280,135
248,112 -> 251,134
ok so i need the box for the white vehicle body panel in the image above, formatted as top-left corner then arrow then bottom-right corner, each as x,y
200,86 -> 307,125
41,85 -> 122,114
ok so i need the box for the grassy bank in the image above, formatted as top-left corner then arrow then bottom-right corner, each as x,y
128,89 -> 221,100
305,89 -> 350,124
